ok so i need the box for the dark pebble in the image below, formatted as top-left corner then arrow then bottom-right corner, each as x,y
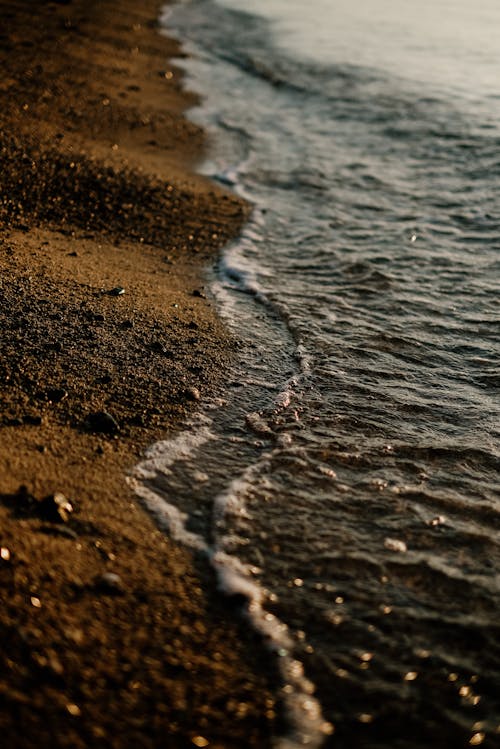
85,411 -> 119,435
96,572 -> 125,595
109,287 -> 125,296
46,388 -> 68,404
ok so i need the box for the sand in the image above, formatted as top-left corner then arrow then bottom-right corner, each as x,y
0,1 -> 280,746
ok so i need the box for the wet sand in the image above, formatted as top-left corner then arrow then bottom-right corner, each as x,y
0,1 -> 279,746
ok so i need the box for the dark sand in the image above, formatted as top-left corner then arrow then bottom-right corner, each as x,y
0,1 -> 280,746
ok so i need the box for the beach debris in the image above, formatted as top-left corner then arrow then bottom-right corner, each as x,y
84,411 -> 119,435
109,286 -> 125,296
96,572 -> 124,595
384,538 -> 407,553
38,492 -> 74,524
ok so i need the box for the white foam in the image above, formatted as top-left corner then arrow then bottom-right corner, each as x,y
131,416 -> 332,747
129,479 -> 207,552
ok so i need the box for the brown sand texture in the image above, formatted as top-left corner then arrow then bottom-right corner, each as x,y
0,1 -> 279,746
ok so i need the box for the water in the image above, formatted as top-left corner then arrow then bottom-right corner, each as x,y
134,1 -> 500,746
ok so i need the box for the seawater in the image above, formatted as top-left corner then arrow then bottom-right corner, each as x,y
133,1 -> 500,746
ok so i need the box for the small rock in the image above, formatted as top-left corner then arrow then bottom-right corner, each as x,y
384,538 -> 407,553
0,547 -> 11,562
85,411 -> 119,435
46,388 -> 68,404
38,492 -> 74,523
109,287 -> 125,296
192,289 -> 206,299
96,572 -> 124,595
185,386 -> 201,402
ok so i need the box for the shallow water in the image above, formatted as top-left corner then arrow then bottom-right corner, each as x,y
137,1 -> 500,746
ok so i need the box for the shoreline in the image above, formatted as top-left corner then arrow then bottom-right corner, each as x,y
0,1 -> 280,746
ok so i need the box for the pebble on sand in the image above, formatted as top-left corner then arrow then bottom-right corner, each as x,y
39,492 -> 74,523
85,411 -> 120,435
384,538 -> 407,553
96,572 -> 125,594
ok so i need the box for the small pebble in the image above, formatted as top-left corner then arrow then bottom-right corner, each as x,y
46,388 -> 68,404
192,737 -> 209,748
109,286 -> 125,296
97,572 -> 124,595
384,538 -> 407,553
85,411 -> 119,435
38,492 -> 73,523
66,703 -> 81,717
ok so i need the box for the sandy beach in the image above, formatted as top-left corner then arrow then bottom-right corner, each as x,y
0,1 -> 280,746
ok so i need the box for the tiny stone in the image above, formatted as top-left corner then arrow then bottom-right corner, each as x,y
85,411 -> 119,435
46,388 -> 68,404
185,387 -> 201,402
384,538 -> 407,553
109,286 -> 125,296
66,703 -> 81,717
38,492 -> 74,523
97,572 -> 124,595
192,737 -> 209,748
0,547 -> 11,561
